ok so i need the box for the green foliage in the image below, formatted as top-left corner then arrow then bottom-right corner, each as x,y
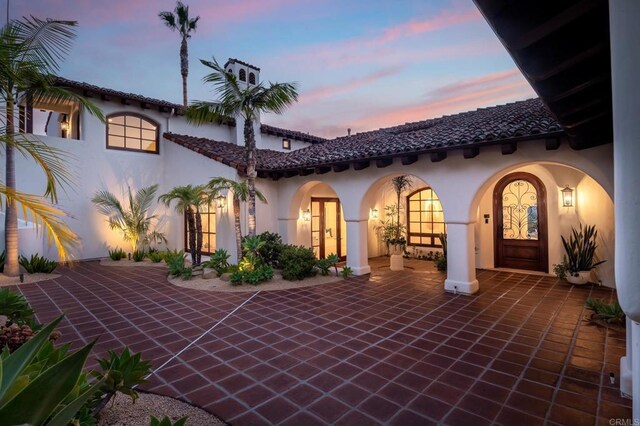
438,233 -> 447,257
341,266 -> 353,278
164,250 -> 187,278
586,298 -> 625,326
18,253 -> 58,273
150,415 -> 189,426
316,258 -> 332,276
561,224 -> 606,274
0,316 -> 104,426
230,270 -> 243,286
147,250 -> 165,263
242,232 -> 284,268
553,256 -> 569,279
92,185 -> 167,252
108,247 -> 127,261
280,245 -> 317,280
132,249 -> 146,262
242,265 -> 274,286
0,288 -> 35,325
93,347 -> 151,407
181,267 -> 193,281
433,251 -> 447,272
203,248 -> 230,276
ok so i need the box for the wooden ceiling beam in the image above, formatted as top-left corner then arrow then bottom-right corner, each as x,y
400,155 -> 418,165
353,161 -> 370,170
501,142 -> 518,155
430,152 -> 447,162
375,158 -> 393,168
463,147 -> 479,159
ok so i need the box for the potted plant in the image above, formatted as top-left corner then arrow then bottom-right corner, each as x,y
561,224 -> 606,285
388,176 -> 413,271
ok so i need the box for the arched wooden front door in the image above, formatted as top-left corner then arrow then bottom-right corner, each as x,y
493,172 -> 548,272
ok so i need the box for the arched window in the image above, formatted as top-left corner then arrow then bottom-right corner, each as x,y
249,72 -> 256,84
406,187 -> 445,247
239,69 -> 246,82
106,113 -> 159,153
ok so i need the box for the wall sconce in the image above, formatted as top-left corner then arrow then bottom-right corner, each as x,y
561,186 -> 574,207
282,138 -> 291,150
60,115 -> 69,133
302,209 -> 311,221
370,208 -> 379,219
215,194 -> 226,209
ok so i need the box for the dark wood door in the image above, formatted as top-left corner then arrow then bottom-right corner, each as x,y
494,172 -> 548,272
311,197 -> 345,260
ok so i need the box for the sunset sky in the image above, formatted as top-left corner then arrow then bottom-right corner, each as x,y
11,0 -> 537,138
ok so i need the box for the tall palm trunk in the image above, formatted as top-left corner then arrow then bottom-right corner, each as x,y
186,206 -> 196,265
4,93 -> 19,276
396,191 -> 401,239
180,36 -> 188,109
233,195 -> 242,263
244,118 -> 257,237
195,209 -> 202,265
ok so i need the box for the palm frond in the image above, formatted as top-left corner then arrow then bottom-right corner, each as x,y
0,186 -> 79,260
13,17 -> 77,74
185,100 -> 227,125
158,11 -> 177,30
253,82 -> 299,115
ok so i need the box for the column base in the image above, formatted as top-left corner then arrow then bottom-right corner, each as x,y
349,264 -> 371,276
620,356 -> 633,398
444,279 -> 479,295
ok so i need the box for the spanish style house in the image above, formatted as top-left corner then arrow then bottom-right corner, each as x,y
4,0 -> 640,415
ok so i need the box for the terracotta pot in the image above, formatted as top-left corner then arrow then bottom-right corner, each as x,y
566,270 -> 591,285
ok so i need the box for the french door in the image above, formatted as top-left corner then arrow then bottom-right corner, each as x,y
493,172 -> 548,272
311,197 -> 346,260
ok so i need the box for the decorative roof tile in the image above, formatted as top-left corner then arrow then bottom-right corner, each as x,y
164,98 -> 564,177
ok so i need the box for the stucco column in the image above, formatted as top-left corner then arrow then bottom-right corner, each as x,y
278,218 -> 298,245
444,222 -> 479,295
610,0 -> 640,413
346,219 -> 371,276
621,317 -> 633,397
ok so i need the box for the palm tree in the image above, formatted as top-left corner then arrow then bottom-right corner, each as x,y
206,177 -> 267,262
187,57 -> 298,237
159,1 -> 200,109
390,175 -> 412,239
159,184 -> 206,265
0,17 -> 104,276
92,185 -> 166,253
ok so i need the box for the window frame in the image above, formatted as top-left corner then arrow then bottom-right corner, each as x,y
184,205 -> 217,255
406,187 -> 446,248
282,138 -> 291,150
105,112 -> 160,154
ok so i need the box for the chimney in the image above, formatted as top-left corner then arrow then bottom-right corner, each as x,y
347,128 -> 351,137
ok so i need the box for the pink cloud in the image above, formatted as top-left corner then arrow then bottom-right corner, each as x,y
300,66 -> 405,104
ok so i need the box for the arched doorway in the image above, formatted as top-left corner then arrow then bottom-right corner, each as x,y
493,172 -> 548,272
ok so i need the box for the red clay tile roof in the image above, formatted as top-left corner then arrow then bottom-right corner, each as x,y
164,98 -> 564,176
260,124 -> 328,144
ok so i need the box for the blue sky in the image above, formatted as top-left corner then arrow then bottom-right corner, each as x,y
11,0 -> 536,137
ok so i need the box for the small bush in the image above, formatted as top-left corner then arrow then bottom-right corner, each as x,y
150,416 -> 188,426
0,288 -> 35,325
18,253 -> 57,273
165,250 -> 187,277
586,298 -> 625,326
203,248 -> 230,276
242,265 -> 274,286
108,247 -> 127,261
230,270 -> 243,286
132,249 -> 146,262
280,245 -> 317,280
224,264 -> 239,274
243,232 -> 284,268
435,255 -> 447,272
341,266 -> 353,278
181,267 -> 193,281
147,251 -> 164,263
316,258 -> 332,276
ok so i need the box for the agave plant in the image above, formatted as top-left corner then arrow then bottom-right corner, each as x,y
585,297 -> 625,326
561,224 -> 606,274
92,184 -> 167,252
0,316 -> 105,425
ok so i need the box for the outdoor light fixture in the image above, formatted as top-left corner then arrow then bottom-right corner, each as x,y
561,186 -> 574,207
302,209 -> 311,221
60,115 -> 69,133
282,138 -> 291,150
370,208 -> 379,219
215,194 -> 226,209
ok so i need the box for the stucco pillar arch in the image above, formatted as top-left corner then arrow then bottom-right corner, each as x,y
338,180 -> 371,276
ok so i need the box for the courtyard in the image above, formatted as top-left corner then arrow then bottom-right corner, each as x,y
12,259 -> 630,425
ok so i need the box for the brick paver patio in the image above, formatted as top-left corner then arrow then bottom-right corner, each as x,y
13,259 -> 631,425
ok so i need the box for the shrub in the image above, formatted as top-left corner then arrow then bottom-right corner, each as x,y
150,416 -> 188,426
0,288 -> 35,325
316,258 -> 332,276
132,249 -> 146,262
203,248 -> 230,276
147,251 -> 165,263
0,321 -> 36,352
243,232 -> 284,268
18,253 -> 57,273
434,254 -> 447,272
181,267 -> 193,281
280,245 -> 317,280
165,250 -> 187,277
230,270 -> 243,286
341,266 -> 353,278
243,265 -> 274,286
0,316 -> 105,426
586,298 -> 625,326
108,247 -> 127,261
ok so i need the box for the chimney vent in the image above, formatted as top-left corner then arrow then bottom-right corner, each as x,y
347,128 -> 351,137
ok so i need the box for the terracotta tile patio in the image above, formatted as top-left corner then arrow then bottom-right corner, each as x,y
13,259 -> 631,425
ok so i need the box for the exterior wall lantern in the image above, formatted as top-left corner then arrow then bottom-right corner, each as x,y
370,208 -> 379,219
282,138 -> 291,150
60,114 -> 69,135
215,194 -> 226,210
561,186 -> 574,207
302,209 -> 311,221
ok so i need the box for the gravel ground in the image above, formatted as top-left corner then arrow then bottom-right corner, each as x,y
0,272 -> 61,287
97,392 -> 224,426
169,270 -> 343,292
